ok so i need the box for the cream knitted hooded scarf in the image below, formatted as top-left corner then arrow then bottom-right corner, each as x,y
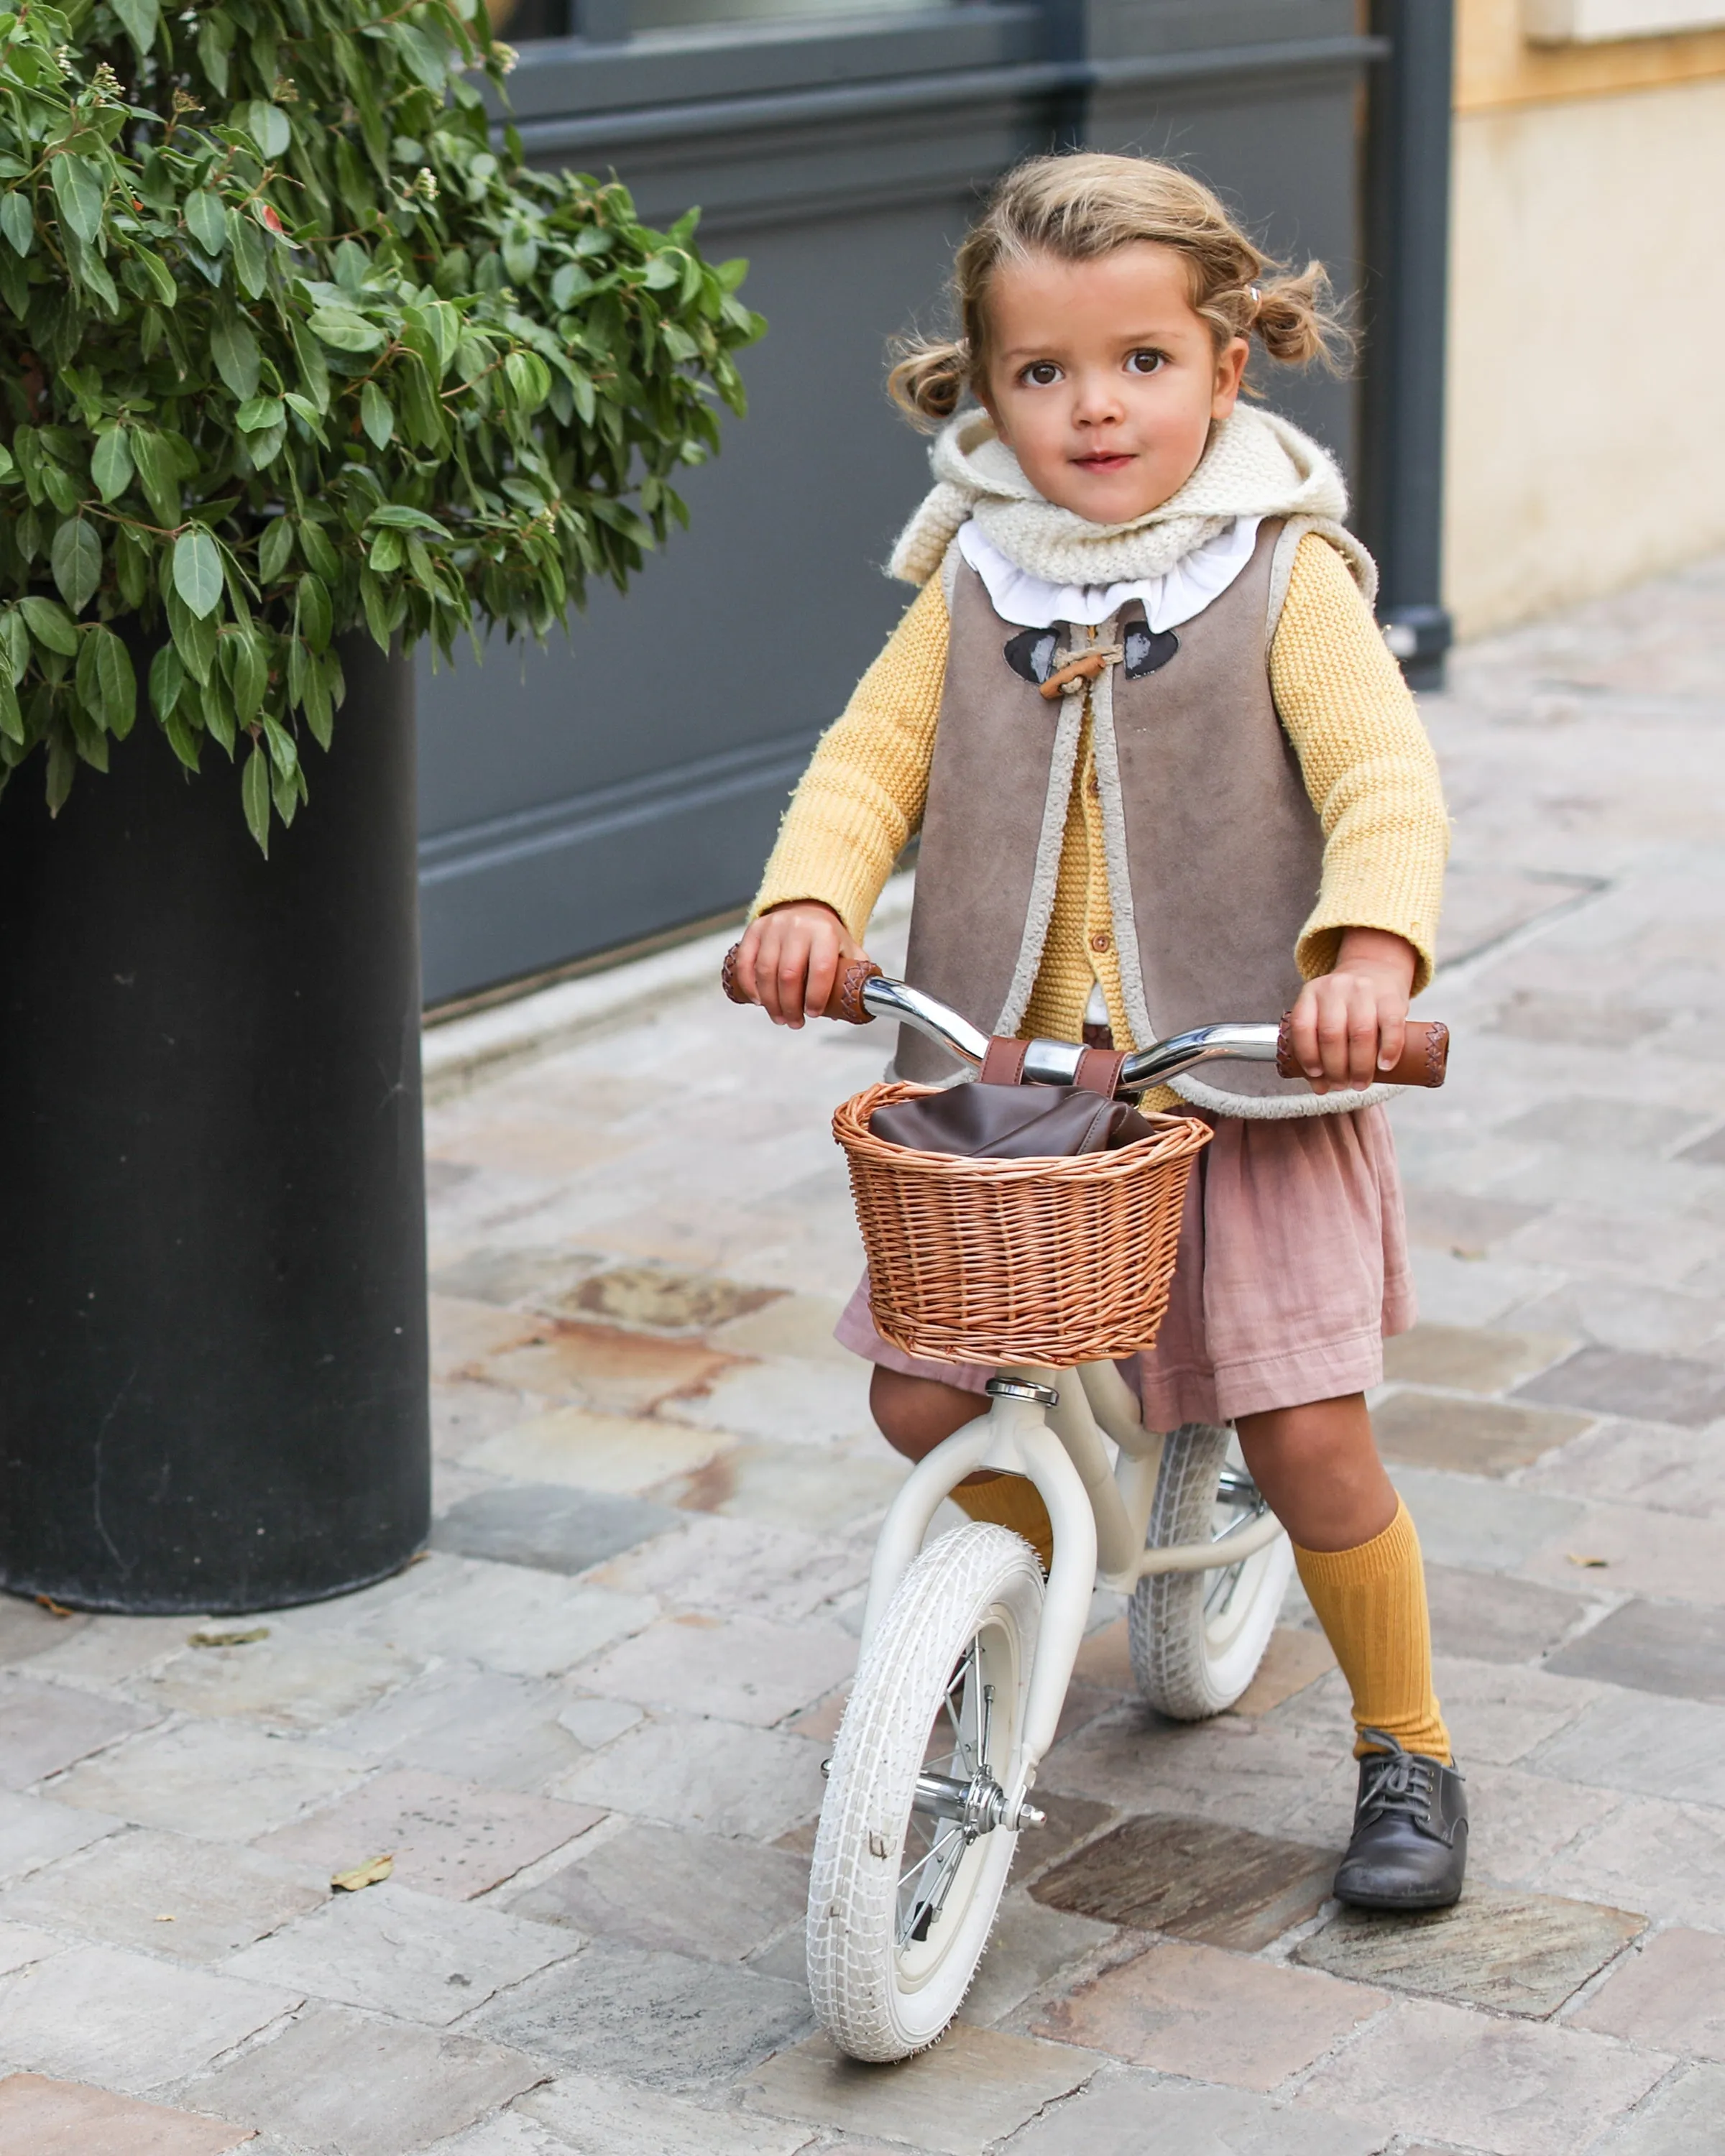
886,402 -> 1374,603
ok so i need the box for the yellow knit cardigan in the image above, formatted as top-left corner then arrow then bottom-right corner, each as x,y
753,532 -> 1448,1057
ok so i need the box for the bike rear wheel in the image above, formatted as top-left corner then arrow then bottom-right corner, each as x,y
807,1523 -> 1043,2060
1128,1423 -> 1292,1720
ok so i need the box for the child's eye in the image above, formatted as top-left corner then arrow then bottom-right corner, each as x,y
1020,361 -> 1062,387
1126,349 -> 1167,375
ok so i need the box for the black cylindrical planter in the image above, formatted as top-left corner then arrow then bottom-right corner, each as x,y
0,632 -> 430,1613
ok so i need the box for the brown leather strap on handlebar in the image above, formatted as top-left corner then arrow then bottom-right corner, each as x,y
719,942 -> 881,1025
979,1038 -> 1029,1085
1275,1015 -> 1449,1088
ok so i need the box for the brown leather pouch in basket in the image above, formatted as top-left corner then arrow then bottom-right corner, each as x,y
870,1038 -> 1154,1161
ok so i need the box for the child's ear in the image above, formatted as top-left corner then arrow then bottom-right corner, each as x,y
1210,336 -> 1250,420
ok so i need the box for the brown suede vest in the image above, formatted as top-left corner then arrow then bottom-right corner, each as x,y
898,517 -> 1334,1111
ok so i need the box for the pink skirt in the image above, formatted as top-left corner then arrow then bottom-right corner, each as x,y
835,1103 -> 1416,1426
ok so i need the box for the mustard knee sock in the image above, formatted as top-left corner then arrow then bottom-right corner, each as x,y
950,1473 -> 1054,1572
1293,1498 -> 1451,1762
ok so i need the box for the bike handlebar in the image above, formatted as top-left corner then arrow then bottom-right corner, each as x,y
719,945 -> 1448,1091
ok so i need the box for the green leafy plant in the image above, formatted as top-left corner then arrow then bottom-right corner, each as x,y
0,0 -> 761,847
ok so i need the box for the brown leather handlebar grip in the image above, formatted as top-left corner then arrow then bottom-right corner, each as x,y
719,944 -> 881,1026
1276,1015 -> 1449,1087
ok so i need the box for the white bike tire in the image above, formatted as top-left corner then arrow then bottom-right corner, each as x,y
1128,1423 -> 1292,1720
807,1523 -> 1043,2062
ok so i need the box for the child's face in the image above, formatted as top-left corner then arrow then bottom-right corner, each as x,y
980,242 -> 1249,525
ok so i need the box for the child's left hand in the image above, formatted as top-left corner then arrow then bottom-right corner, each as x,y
1287,928 -> 1419,1093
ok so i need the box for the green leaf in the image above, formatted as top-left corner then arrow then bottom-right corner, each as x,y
290,317 -> 331,414
114,523 -> 150,609
129,244 -> 177,306
0,191 -> 33,259
235,395 -> 285,433
260,708 -> 297,780
229,631 -> 267,726
19,595 -> 80,658
199,672 -> 236,757
91,427 -> 133,504
0,609 -> 28,687
150,640 -> 184,720
367,505 -> 453,537
259,515 -> 294,584
75,625 -> 135,736
49,155 -> 104,246
244,100 -> 292,160
242,742 -> 270,853
172,529 -> 224,619
166,589 -> 216,684
184,191 -> 229,257
309,307 -> 385,354
211,318 -> 262,402
360,379 -> 394,449
230,212 -> 267,302
111,0 -> 160,57
0,672 -> 22,744
162,706 -> 202,771
50,518 -> 102,615
298,520 -> 341,581
130,431 -> 180,526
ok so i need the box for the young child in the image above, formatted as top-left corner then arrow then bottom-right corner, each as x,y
730,153 -> 1463,1911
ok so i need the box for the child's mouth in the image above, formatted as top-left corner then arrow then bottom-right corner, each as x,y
1073,452 -> 1133,473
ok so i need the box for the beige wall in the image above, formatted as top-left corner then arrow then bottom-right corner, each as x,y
1443,1 -> 1725,633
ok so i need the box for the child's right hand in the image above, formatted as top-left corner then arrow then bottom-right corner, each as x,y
731,901 -> 864,1028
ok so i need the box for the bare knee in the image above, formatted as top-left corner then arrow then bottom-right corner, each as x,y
869,1367 -> 985,1461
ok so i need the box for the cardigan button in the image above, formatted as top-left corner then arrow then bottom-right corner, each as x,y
1090,931 -> 1112,953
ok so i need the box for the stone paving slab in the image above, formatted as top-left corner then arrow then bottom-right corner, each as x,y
1030,1815 -> 1335,1952
1570,1927 -> 1725,2058
1421,1565 -> 1592,1664
1295,1994 -> 1671,2156
1381,1324 -> 1576,1393
1533,1794 -> 1725,1931
514,2071 -> 820,2155
739,2027 -> 1098,2156
588,1511 -> 874,1626
432,1486 -> 681,1577
320,1665 -> 592,1793
464,1406 -> 730,1498
1522,1689 -> 1725,1806
1293,1886 -> 1644,2017
225,1881 -> 575,2026
0,1828 -> 325,1962
954,1892 -> 1116,2030
1544,1598 -> 1725,1701
0,1792 -> 120,1886
467,1938 -> 814,2091
252,1767 -> 601,1901
1516,1348 -> 1725,1428
1519,1417 -> 1725,1518
0,1943 -> 300,2094
0,2073 -> 255,2155
0,1919 -> 63,1974
0,1600 -> 88,1668
172,2001 -> 542,2156
996,2065 -> 1390,2156
44,1723 -> 370,1841
550,1710 -> 827,1842
1024,1935 -> 1386,2091
1374,1393 -> 1593,1476
1585,2060 -> 1725,2155
329,1557 -> 659,1682
569,1613 -> 856,1728
0,1674 -> 157,1789
1517,1497 -> 1725,1608
132,1633 -> 418,1735
503,1820 -> 807,1962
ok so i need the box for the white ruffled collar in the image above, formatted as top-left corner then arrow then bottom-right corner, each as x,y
957,515 -> 1262,632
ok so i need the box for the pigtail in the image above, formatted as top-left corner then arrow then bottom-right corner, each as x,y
1251,260 -> 1354,374
886,336 -> 972,430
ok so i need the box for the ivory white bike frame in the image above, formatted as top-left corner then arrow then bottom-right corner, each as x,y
859,1358 -> 1283,1826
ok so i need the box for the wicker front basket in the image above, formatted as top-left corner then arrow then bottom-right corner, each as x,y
834,1082 -> 1214,1366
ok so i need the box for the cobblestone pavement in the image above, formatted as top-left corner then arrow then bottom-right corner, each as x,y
3,554 -> 1725,2155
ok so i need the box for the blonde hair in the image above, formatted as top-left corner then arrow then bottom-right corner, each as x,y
888,151 -> 1351,428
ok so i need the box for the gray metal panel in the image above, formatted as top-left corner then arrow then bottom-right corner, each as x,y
417,8 -> 1374,1003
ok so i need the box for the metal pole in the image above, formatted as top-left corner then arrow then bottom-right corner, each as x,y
1358,0 -> 1455,691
